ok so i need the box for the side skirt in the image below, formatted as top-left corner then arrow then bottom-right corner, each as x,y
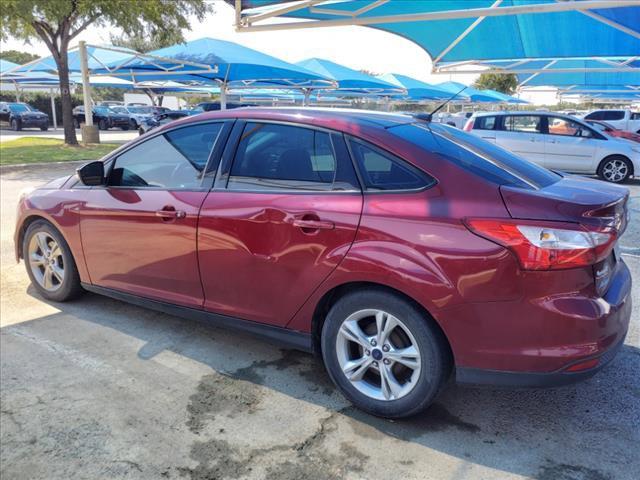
81,283 -> 313,352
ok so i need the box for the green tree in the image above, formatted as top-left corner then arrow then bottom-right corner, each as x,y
0,49 -> 39,65
473,72 -> 518,95
0,0 -> 212,145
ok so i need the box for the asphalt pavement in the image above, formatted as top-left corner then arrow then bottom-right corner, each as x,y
1,162 -> 638,480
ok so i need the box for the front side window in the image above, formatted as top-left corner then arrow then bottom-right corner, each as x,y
228,122 -> 339,191
474,116 -> 496,130
547,117 -> 586,137
109,123 -> 222,189
348,139 -> 433,191
502,115 -> 543,134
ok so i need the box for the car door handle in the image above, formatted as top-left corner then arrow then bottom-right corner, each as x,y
155,206 -> 186,220
291,216 -> 335,232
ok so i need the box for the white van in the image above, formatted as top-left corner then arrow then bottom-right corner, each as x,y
464,111 -> 640,183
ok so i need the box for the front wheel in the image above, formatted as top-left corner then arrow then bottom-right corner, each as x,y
598,156 -> 632,183
40,126 -> 48,131
321,289 -> 451,418
23,220 -> 84,302
98,119 -> 108,130
11,119 -> 21,131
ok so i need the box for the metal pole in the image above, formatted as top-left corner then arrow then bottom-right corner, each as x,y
220,83 -> 227,110
78,41 -> 93,126
50,88 -> 57,130
303,88 -> 311,106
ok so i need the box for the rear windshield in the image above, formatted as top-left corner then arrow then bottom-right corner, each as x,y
390,122 -> 560,189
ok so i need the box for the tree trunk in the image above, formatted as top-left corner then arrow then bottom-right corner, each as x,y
56,47 -> 78,145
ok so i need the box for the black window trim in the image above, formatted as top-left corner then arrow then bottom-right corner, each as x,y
345,135 -> 437,194
94,119 -> 232,192
217,119 -> 362,195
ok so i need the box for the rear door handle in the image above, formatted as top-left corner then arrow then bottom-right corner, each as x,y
292,219 -> 335,230
155,205 -> 186,220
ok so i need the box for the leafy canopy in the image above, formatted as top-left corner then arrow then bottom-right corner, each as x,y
0,49 -> 39,65
473,72 -> 518,95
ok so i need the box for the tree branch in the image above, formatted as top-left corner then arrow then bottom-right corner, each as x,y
31,22 -> 59,59
69,14 -> 99,41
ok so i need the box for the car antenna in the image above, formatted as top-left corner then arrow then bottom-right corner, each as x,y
415,85 -> 469,123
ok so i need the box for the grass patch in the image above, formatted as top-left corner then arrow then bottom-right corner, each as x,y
0,137 -> 119,165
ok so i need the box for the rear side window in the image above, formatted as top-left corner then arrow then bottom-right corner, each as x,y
348,139 -> 433,191
601,111 -> 625,121
229,122 -> 349,191
584,111 -> 603,120
631,112 -> 640,120
473,116 -> 496,130
502,115 -> 543,133
392,123 -> 560,189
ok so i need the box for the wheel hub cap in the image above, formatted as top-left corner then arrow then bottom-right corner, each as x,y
28,232 -> 64,292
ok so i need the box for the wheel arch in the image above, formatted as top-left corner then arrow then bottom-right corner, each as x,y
310,281 -> 454,366
597,154 -> 634,178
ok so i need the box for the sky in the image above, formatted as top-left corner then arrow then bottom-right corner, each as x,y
0,0 -> 558,104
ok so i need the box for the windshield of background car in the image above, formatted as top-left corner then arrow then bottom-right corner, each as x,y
129,107 -> 153,114
111,107 -> 128,114
9,104 -> 30,113
390,122 -> 561,190
95,107 -> 111,115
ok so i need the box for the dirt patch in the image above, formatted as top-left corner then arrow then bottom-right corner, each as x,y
231,349 -> 304,384
538,461 -> 611,480
186,373 -> 263,434
178,438 -> 250,480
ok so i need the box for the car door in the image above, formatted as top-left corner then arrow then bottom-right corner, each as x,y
0,104 -> 9,126
494,115 -> 546,165
79,121 -> 230,308
198,121 -> 363,327
543,116 -> 598,172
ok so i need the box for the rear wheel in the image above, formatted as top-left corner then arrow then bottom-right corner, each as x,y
73,118 -> 80,129
40,126 -> 48,131
98,119 -> 108,130
23,220 -> 83,302
321,289 -> 451,418
11,119 -> 21,131
598,155 -> 632,183
121,125 -> 130,131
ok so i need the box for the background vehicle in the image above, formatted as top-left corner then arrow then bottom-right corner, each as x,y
96,101 -> 124,107
585,119 -> 640,143
195,101 -> 257,112
0,102 -> 49,131
137,110 -> 196,134
111,105 -> 156,129
583,109 -> 640,133
14,108 -> 631,419
72,105 -> 131,130
465,111 -> 640,182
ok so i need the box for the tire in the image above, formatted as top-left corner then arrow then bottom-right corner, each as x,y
121,125 -> 130,131
11,119 -> 21,131
321,288 -> 451,418
129,119 -> 137,129
73,118 -> 80,129
40,126 -> 48,131
98,119 -> 108,130
22,220 -> 84,302
598,155 -> 632,183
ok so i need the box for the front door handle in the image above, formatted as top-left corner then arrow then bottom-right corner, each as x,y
156,205 -> 186,221
293,219 -> 335,230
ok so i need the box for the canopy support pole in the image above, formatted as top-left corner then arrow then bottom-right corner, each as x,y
79,41 -> 99,143
303,88 -> 311,106
15,83 -> 21,103
220,83 -> 227,110
50,88 -> 57,130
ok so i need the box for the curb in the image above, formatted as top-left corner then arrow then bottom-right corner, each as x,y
0,160 -> 90,173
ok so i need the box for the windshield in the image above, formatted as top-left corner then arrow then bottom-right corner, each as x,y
390,122 -> 560,189
94,107 -> 111,115
128,106 -> 153,114
9,104 -> 31,113
111,106 -> 128,114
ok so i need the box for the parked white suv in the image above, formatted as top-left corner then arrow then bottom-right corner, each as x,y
464,111 -> 640,183
583,109 -> 640,134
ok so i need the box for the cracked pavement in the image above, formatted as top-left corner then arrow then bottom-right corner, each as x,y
1,162 -> 639,479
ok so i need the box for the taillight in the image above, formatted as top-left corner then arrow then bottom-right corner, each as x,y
464,218 -> 616,270
463,119 -> 474,131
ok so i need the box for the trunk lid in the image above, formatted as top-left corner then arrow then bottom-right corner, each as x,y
500,175 -> 629,233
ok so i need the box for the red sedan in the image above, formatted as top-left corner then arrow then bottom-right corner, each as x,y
14,108 -> 632,418
585,119 -> 640,143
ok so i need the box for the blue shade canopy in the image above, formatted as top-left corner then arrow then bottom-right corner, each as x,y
0,60 -> 20,73
435,81 -> 503,103
235,1 -> 640,67
295,58 -> 404,94
104,38 -> 335,88
478,89 -> 529,104
15,45 -> 137,75
376,73 -> 457,100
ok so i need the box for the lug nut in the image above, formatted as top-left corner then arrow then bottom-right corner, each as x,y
365,350 -> 370,356
382,345 -> 390,352
373,361 -> 378,367
370,340 -> 377,346
383,359 -> 390,365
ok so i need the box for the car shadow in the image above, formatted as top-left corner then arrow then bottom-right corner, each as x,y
9,286 -> 640,479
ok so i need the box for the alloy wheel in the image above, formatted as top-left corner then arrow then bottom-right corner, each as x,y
335,309 -> 422,401
602,159 -> 628,182
28,232 -> 65,292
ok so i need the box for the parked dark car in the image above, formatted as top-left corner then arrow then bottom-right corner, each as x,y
138,110 -> 198,135
72,105 -> 131,130
14,108 -> 631,418
195,101 -> 257,112
0,102 -> 49,131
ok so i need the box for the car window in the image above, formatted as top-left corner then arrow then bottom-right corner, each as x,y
601,111 -> 625,121
348,139 -> 433,191
502,115 -> 543,134
228,122 -> 341,191
589,122 -> 607,133
109,123 -> 222,189
391,122 -> 560,190
94,107 -> 110,115
9,104 -> 30,113
547,117 -> 585,137
473,116 -> 496,130
631,112 -> 640,120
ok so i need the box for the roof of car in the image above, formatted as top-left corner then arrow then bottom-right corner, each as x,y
471,110 -> 578,118
160,107 -> 420,134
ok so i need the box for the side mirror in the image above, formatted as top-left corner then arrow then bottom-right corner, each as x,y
77,161 -> 105,186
